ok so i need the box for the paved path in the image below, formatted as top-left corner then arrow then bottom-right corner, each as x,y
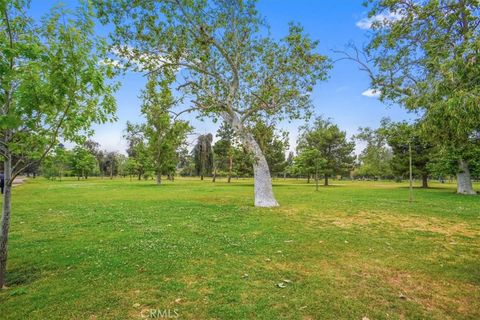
12,176 -> 27,186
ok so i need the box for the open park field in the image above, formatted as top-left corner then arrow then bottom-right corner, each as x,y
0,178 -> 478,319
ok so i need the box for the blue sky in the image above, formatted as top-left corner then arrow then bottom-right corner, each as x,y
29,0 -> 415,154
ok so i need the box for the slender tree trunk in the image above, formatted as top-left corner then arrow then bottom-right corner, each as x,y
457,159 -> 475,195
315,169 -> 319,191
0,156 -> 12,288
409,143 -> 413,202
227,154 -> 232,183
156,172 -> 161,185
212,166 -> 216,182
307,175 -> 310,183
421,174 -> 428,189
138,173 -> 141,180
324,174 -> 329,186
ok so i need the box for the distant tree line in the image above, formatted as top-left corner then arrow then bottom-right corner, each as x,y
36,116 -> 479,189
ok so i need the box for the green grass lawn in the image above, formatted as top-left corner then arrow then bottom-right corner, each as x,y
0,177 -> 479,319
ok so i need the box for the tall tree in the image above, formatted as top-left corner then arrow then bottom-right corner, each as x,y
343,0 -> 479,194
141,76 -> 191,185
297,117 -> 355,186
193,134 -> 214,181
95,0 -> 330,206
0,1 -> 116,288
124,122 -> 151,180
213,122 -> 236,183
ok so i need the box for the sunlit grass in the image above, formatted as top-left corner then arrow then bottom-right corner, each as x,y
1,177 -> 479,319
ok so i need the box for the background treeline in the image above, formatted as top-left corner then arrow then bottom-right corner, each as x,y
35,116 -> 480,187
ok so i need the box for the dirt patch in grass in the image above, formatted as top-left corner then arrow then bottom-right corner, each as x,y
370,266 -> 480,318
276,205 -> 479,239
329,211 -> 479,238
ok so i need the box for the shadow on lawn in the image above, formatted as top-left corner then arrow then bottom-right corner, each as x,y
6,266 -> 42,287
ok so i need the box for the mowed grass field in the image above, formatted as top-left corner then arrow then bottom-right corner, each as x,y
0,177 -> 479,320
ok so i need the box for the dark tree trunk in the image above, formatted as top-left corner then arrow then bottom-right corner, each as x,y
0,156 -> 12,288
324,175 -> 329,186
421,174 -> 428,188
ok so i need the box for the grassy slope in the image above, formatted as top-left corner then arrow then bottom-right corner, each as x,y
0,177 -> 479,320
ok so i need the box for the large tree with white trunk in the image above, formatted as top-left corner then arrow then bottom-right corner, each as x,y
342,0 -> 479,194
95,0 -> 331,207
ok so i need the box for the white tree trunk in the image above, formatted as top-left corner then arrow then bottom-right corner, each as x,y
224,112 -> 279,207
457,159 -> 475,195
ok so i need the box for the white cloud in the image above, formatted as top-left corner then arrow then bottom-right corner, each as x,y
356,12 -> 403,30
361,88 -> 381,98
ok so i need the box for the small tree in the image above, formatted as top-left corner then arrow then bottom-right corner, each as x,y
124,122 -> 152,180
84,139 -> 106,177
116,154 -> 128,178
70,146 -> 97,180
297,117 -> 355,186
0,2 -> 116,288
355,123 -> 393,180
294,149 -> 327,190
383,120 -> 434,188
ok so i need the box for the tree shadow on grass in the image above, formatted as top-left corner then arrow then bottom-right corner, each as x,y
5,265 -> 42,287
397,186 -> 454,191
